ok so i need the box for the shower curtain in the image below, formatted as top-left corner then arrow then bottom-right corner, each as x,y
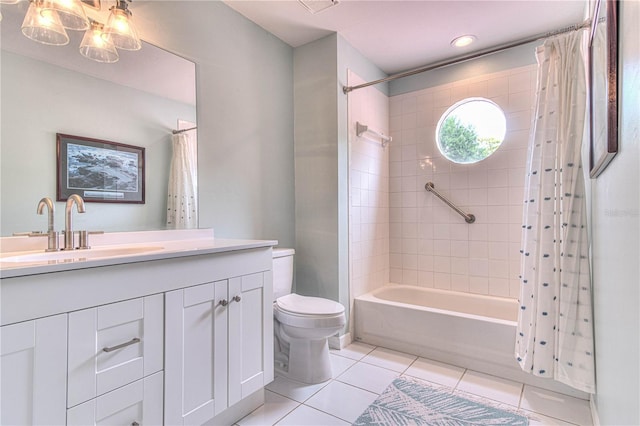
515,31 -> 595,393
167,132 -> 198,229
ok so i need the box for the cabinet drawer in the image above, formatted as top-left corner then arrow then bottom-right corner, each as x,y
68,295 -> 163,408
67,371 -> 163,426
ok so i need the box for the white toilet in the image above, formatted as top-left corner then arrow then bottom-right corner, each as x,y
272,248 -> 346,384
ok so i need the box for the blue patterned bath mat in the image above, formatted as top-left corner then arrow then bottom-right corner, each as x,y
354,377 -> 529,425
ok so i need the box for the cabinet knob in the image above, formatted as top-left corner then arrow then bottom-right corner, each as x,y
218,299 -> 228,307
131,422 -> 139,426
232,295 -> 241,303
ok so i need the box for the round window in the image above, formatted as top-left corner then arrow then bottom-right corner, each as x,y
436,98 -> 506,164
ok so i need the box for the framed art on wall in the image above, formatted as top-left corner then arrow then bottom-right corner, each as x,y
57,133 -> 145,203
588,0 -> 619,178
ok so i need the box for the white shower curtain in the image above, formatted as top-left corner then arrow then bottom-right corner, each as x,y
515,31 -> 595,393
167,132 -> 198,229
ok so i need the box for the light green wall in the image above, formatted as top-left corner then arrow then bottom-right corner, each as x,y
591,0 -> 640,423
136,1 -> 295,247
293,34 -> 340,302
293,33 -> 386,328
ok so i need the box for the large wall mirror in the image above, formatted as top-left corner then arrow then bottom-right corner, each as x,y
0,2 -> 197,236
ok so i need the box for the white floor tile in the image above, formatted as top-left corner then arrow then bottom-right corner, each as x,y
360,346 -> 417,373
265,375 -> 329,403
276,404 -> 350,425
456,370 -> 523,407
305,381 -> 378,423
525,410 -> 580,426
336,361 -> 399,394
521,385 -> 592,426
329,353 -> 357,378
330,341 -> 376,360
404,357 -> 466,388
237,391 -> 299,426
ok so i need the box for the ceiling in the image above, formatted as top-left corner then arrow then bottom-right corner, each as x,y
222,0 -> 587,75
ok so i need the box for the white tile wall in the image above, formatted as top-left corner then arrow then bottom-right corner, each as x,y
389,65 -> 537,298
347,70 -> 390,307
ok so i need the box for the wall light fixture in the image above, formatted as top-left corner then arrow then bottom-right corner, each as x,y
102,0 -> 141,51
4,0 -> 142,63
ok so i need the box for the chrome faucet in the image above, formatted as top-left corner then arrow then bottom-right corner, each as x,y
36,197 -> 59,252
64,194 -> 86,250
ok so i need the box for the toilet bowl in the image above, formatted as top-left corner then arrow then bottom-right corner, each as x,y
272,249 -> 346,384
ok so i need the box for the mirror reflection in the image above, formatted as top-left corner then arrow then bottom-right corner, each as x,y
0,2 -> 197,236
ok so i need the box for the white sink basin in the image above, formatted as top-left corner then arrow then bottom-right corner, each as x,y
1,246 -> 164,264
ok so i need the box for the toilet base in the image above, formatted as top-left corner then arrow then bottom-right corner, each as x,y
277,337 -> 333,384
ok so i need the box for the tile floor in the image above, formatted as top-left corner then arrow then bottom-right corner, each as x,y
237,342 -> 593,426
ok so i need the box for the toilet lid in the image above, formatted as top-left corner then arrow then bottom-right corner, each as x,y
276,294 -> 345,316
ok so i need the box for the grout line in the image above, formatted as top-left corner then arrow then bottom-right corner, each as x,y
517,384 -> 525,409
300,402 -> 355,425
453,368 -> 467,390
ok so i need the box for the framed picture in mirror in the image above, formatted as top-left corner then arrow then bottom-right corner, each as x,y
81,0 -> 101,10
57,134 -> 145,204
588,0 -> 619,178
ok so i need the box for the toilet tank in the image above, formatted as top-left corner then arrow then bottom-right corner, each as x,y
272,248 -> 295,301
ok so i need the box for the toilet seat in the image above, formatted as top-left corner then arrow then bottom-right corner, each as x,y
276,293 -> 344,316
274,294 -> 345,329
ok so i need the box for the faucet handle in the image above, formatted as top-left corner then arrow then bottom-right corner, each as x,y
78,230 -> 104,250
13,231 -> 44,236
15,231 -> 60,251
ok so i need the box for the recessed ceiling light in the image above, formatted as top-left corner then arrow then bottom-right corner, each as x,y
451,35 -> 477,48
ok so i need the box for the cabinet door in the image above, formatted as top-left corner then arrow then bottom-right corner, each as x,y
0,314 -> 67,426
228,273 -> 267,407
68,295 -> 163,408
66,371 -> 163,426
165,283 -> 227,425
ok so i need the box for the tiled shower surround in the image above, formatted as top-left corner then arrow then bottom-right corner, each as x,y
348,71 -> 390,303
388,65 -> 537,298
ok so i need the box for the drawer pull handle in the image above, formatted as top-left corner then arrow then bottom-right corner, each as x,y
132,422 -> 140,426
103,337 -> 141,353
232,295 -> 241,303
218,299 -> 228,307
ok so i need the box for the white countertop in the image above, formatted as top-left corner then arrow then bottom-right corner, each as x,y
0,229 -> 278,279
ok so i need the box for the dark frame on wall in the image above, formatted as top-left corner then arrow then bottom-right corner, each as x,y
588,0 -> 619,178
57,133 -> 145,204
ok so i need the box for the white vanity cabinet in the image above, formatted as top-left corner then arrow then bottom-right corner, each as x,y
66,372 -> 164,426
164,271 -> 273,425
67,294 -> 164,416
0,238 -> 275,426
0,314 -> 68,426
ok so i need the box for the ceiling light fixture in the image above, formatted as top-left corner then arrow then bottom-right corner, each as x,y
41,0 -> 89,31
80,20 -> 119,63
21,0 -> 69,46
451,34 -> 477,48
102,0 -> 141,51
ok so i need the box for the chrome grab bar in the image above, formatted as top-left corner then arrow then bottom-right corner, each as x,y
425,182 -> 476,224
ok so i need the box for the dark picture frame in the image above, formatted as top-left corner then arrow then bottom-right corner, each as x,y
588,0 -> 619,178
57,134 -> 145,204
80,0 -> 100,10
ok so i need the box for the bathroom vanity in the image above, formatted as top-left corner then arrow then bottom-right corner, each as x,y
0,230 -> 276,426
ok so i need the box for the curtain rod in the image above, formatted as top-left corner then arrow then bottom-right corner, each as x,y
342,19 -> 592,94
172,126 -> 197,134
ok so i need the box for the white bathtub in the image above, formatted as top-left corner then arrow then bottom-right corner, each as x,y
354,285 -> 588,398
